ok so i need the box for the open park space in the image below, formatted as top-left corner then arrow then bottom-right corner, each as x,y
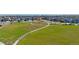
0,20 -> 47,45
18,24 -> 79,45
0,15 -> 79,45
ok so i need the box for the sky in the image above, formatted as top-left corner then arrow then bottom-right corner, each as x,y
0,0 -> 79,14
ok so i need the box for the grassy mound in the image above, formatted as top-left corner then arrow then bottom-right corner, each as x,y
0,20 -> 47,45
0,22 -> 31,44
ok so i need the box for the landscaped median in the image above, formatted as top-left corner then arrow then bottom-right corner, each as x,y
0,20 -> 47,45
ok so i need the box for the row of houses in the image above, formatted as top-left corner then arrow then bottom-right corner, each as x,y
0,15 -> 79,23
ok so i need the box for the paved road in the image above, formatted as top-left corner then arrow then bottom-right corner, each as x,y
13,20 -> 50,45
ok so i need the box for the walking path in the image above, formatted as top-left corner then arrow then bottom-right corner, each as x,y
13,20 -> 50,45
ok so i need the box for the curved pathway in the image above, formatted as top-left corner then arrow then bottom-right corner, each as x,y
13,20 -> 50,45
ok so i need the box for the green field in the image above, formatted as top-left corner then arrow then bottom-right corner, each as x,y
0,21 -> 47,45
0,22 -> 31,44
18,24 -> 79,45
1,21 -> 79,45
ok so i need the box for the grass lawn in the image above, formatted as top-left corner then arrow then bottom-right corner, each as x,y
0,22 -> 31,44
18,24 -> 79,45
0,20 -> 47,45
